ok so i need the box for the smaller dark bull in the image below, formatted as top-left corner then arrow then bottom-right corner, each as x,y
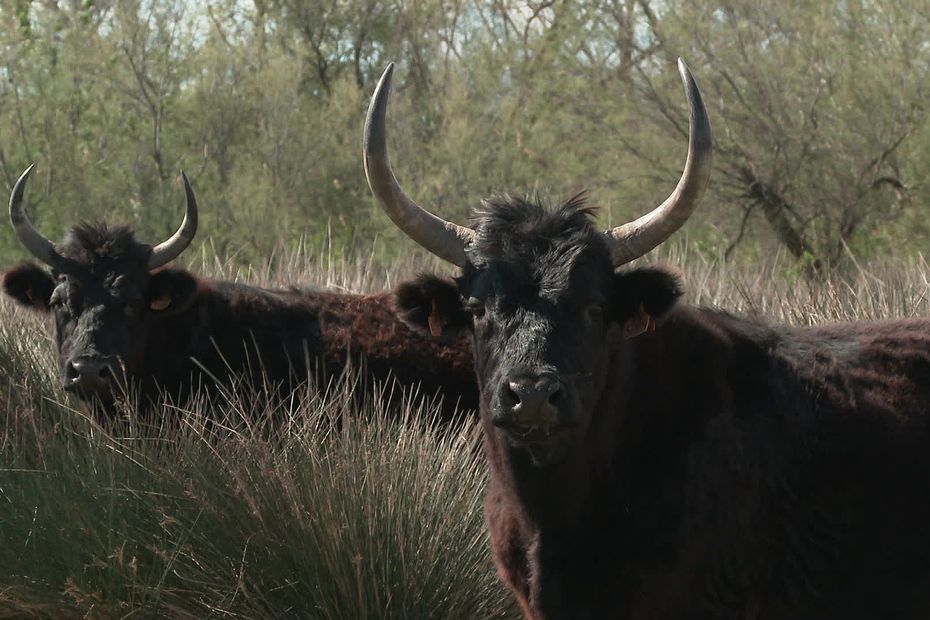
2,167 -> 476,419
366,61 -> 930,618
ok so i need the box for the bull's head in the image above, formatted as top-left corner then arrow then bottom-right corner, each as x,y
2,167 -> 200,400
367,61 -> 711,465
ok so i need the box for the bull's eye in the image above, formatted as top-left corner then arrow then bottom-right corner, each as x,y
465,297 -> 486,318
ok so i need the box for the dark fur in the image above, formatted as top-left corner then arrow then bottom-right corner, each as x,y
3,223 -> 476,419
395,196 -> 930,618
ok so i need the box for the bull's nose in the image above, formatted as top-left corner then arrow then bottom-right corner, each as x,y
498,373 -> 562,425
65,357 -> 114,390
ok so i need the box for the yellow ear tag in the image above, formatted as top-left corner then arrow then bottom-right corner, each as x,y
428,299 -> 443,337
150,296 -> 172,311
623,303 -> 653,340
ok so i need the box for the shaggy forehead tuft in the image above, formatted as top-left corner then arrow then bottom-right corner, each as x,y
466,194 -> 610,296
58,222 -> 152,267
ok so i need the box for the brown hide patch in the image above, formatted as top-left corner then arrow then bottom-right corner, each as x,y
315,290 -> 477,412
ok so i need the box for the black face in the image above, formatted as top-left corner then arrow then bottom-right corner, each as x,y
48,266 -> 152,396
462,232 -> 616,465
395,197 -> 683,466
2,224 -> 199,401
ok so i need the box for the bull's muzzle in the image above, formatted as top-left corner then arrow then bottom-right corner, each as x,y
495,372 -> 563,430
65,356 -> 117,392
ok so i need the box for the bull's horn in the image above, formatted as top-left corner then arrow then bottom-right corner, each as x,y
604,59 -> 712,266
364,63 -> 474,266
9,165 -> 67,269
148,171 -> 198,269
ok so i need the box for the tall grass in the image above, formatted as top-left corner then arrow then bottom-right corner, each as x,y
654,241 -> 930,323
0,322 -> 513,617
3,241 -> 930,617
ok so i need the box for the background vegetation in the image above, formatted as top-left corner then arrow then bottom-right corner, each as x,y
0,1 -> 929,271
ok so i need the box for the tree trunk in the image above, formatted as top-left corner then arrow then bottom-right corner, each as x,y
740,167 -> 823,276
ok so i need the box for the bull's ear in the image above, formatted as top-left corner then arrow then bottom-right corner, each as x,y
394,274 -> 470,337
611,267 -> 683,336
2,262 -> 55,312
147,269 -> 200,316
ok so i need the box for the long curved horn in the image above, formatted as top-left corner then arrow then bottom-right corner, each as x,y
9,164 -> 67,269
148,171 -> 198,270
605,58 -> 712,266
364,64 -> 474,266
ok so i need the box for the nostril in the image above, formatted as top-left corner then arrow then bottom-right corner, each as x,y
65,361 -> 80,381
502,381 -> 521,408
66,358 -> 112,384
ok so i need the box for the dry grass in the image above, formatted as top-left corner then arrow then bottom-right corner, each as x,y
654,241 -> 930,324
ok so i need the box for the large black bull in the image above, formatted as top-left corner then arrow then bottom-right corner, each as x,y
365,61 -> 930,618
2,167 -> 476,418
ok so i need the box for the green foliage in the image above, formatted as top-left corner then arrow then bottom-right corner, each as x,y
0,1 -> 929,272
643,0 -> 930,267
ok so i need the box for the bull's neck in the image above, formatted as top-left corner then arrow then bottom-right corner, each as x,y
485,438 -> 597,529
486,305 -> 746,530
137,284 -> 220,385
140,279 -> 308,377
621,304 -> 743,464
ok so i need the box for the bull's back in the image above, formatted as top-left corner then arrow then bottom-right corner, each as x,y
765,319 -> 930,615
312,290 -> 477,411
144,283 -> 477,416
781,318 -> 930,426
